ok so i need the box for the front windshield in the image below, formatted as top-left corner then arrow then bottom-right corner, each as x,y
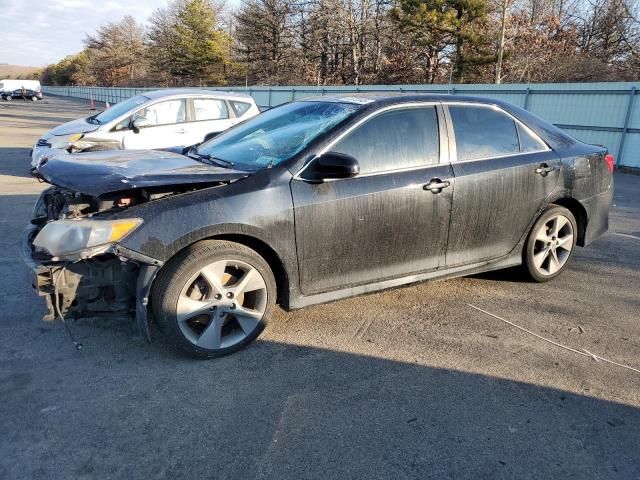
196,101 -> 361,170
93,94 -> 149,124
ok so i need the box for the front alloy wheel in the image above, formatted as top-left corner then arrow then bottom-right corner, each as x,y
176,259 -> 268,350
524,205 -> 577,282
152,240 -> 276,358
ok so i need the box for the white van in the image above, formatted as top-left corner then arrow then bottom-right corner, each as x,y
0,79 -> 41,93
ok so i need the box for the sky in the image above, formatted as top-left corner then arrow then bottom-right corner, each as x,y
0,0 -> 171,67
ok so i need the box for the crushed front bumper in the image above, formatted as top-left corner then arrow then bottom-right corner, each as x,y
21,223 -> 162,339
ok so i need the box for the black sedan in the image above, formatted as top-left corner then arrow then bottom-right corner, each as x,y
23,94 -> 613,358
2,88 -> 42,101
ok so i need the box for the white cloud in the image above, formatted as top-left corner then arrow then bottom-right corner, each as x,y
0,0 -> 168,66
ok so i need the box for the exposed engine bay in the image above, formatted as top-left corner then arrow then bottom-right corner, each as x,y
31,183 -> 198,222
25,179 -> 237,328
23,147 -> 251,336
25,185 -> 168,324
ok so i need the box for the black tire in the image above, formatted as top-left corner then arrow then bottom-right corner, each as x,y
151,240 -> 276,359
523,205 -> 577,282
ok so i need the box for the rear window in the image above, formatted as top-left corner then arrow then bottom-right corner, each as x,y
230,101 -> 252,117
449,105 -> 519,161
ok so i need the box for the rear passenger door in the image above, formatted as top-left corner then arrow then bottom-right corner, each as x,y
291,104 -> 454,295
185,98 -> 234,145
444,103 -> 560,266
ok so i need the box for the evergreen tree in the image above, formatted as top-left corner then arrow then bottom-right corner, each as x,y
172,0 -> 233,84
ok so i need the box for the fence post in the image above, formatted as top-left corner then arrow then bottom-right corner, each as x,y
523,87 -> 531,110
616,86 -> 636,167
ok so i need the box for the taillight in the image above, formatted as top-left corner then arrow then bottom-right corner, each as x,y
604,154 -> 615,173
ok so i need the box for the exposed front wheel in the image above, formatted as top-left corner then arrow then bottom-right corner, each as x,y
152,240 -> 276,358
523,206 -> 577,282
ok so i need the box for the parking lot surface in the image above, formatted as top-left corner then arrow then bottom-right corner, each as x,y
1,96 -> 639,479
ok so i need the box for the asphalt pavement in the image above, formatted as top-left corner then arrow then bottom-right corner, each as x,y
1,96 -> 639,479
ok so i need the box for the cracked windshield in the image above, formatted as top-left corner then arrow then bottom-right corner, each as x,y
197,101 -> 361,170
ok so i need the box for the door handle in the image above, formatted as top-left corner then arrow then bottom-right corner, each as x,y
176,128 -> 185,134
535,163 -> 555,176
423,178 -> 451,194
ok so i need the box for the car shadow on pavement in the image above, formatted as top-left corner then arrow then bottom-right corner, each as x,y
1,316 -> 639,479
468,266 -> 530,283
0,148 -> 36,178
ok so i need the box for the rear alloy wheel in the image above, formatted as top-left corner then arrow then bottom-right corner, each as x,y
31,96 -> 38,102
524,206 -> 577,282
152,240 -> 276,358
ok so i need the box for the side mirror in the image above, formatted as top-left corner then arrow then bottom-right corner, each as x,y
302,152 -> 360,181
131,116 -> 151,133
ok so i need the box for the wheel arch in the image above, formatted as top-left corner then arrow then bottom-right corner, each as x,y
210,233 -> 290,307
550,197 -> 588,247
151,230 -> 291,309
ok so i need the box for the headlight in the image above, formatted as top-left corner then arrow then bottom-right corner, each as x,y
48,133 -> 83,149
33,218 -> 142,257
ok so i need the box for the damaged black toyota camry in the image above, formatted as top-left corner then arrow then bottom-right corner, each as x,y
22,94 -> 613,358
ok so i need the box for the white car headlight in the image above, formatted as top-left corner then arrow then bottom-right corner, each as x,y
33,218 -> 142,257
49,133 -> 83,149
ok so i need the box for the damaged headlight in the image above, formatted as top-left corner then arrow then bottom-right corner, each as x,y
33,218 -> 142,257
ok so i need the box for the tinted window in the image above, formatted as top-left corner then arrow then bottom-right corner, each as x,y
135,99 -> 186,126
231,101 -> 252,117
193,98 -> 229,121
517,123 -> 547,152
450,106 -> 519,161
332,107 -> 439,174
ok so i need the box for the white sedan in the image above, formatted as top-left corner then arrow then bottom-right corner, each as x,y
31,89 -> 260,167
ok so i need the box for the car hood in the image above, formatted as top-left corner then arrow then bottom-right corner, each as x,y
44,118 -> 100,138
36,149 -> 250,196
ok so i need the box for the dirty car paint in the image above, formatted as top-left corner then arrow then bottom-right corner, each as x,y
22,94 -> 613,334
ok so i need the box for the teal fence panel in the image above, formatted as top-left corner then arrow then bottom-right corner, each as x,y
42,82 -> 640,168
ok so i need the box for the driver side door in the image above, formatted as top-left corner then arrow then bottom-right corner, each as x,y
291,104 -> 454,295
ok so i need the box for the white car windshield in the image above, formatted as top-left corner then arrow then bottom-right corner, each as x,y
196,101 -> 361,170
92,94 -> 150,124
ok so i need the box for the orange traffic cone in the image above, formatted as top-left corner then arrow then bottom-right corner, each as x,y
89,94 -> 95,111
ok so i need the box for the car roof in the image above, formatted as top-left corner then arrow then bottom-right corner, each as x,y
300,92 -> 504,106
299,92 -> 576,150
143,88 -> 254,102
